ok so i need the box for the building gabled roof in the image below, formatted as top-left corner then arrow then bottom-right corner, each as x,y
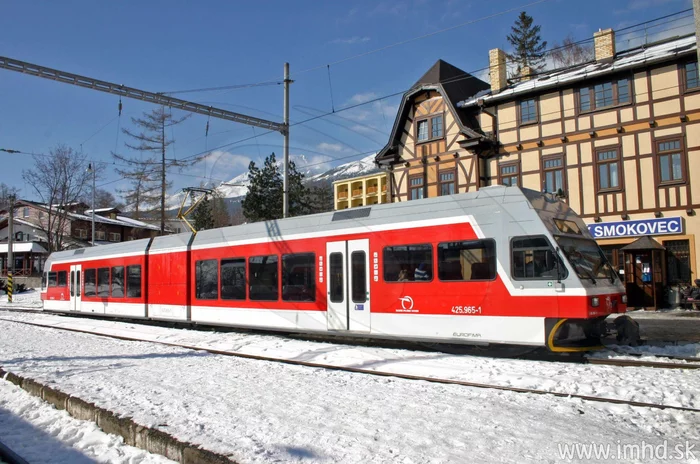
459,34 -> 697,108
621,236 -> 666,251
376,59 -> 489,166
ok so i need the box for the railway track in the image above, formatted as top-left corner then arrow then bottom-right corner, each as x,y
1,315 -> 699,414
0,439 -> 29,464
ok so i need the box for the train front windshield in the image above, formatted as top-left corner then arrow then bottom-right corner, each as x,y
555,236 -> 617,284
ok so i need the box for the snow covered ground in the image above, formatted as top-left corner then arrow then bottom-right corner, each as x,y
0,315 -> 698,463
0,288 -> 42,309
0,378 -> 174,463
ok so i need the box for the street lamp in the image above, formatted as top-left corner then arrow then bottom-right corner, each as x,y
87,163 -> 95,246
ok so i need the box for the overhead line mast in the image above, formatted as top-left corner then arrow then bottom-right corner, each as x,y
0,55 -> 293,217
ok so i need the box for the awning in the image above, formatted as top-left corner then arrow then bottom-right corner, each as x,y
0,242 -> 48,254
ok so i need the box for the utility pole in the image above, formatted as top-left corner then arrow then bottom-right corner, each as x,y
87,163 -> 96,245
695,0 -> 700,65
283,62 -> 291,218
161,115 -> 166,235
7,194 -> 15,303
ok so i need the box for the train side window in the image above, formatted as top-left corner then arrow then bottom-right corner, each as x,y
511,236 -> 566,280
57,271 -> 67,287
383,244 -> 433,282
221,258 -> 246,300
438,240 -> 497,281
111,266 -> 125,298
48,272 -> 58,287
97,268 -> 110,297
126,265 -> 142,298
329,253 -> 344,303
249,255 -> 278,301
76,270 -> 81,297
282,253 -> 315,302
351,251 -> 367,303
84,269 -> 96,296
195,259 -> 219,300
42,272 -> 48,290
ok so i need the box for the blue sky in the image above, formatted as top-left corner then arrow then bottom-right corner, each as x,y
0,0 -> 693,200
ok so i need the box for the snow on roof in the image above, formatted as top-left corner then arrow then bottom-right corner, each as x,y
84,207 -> 121,214
67,212 -> 160,231
0,242 -> 47,253
459,35 -> 697,108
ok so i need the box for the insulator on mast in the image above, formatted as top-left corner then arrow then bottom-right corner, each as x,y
118,97 -> 123,116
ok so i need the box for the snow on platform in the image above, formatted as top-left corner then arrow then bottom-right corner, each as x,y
0,316 -> 698,463
0,378 -> 174,464
0,288 -> 42,310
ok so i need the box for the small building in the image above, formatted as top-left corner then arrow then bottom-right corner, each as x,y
0,200 -> 162,277
333,172 -> 389,210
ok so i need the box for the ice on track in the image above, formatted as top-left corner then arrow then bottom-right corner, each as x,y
0,316 -> 698,463
0,378 -> 174,464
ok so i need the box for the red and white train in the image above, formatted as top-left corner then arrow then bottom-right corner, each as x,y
41,186 -> 626,351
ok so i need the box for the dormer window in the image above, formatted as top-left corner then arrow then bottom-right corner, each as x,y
416,114 -> 444,143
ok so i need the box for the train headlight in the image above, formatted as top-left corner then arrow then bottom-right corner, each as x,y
621,295 -> 627,304
591,297 -> 600,307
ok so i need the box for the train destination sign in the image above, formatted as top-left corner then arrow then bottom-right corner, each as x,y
588,217 -> 683,239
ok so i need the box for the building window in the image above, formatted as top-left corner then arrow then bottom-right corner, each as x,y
499,163 -> 519,186
657,139 -> 684,183
579,78 -> 631,112
282,253 -> 315,302
409,176 -> 424,200
438,239 -> 496,281
383,244 -> 433,282
430,115 -> 443,139
249,255 -> 278,301
685,61 -> 699,90
195,259 -> 218,300
665,240 -> 691,284
109,232 -> 121,242
77,229 -> 87,239
417,120 -> 428,141
596,148 -> 621,191
22,208 -> 29,218
438,170 -> 456,196
519,98 -> 537,124
542,156 -> 565,193
416,115 -> 444,142
96,230 -> 106,241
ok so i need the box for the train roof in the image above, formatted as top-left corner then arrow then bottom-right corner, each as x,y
46,186 -> 582,263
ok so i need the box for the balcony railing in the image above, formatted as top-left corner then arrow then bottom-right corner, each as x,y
338,191 -> 348,199
366,186 -> 378,195
352,189 -> 363,198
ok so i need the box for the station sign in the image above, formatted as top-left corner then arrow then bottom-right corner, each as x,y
588,217 -> 683,239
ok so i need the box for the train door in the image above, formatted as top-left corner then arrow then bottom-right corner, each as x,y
69,264 -> 82,312
326,239 -> 371,332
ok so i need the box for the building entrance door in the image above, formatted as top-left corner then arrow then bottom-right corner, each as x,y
622,237 -> 666,310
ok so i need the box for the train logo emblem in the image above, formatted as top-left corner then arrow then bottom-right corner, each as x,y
398,296 -> 414,310
606,296 -> 612,311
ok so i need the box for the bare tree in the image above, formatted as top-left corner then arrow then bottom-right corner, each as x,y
113,106 -> 197,232
80,188 -> 124,210
550,34 -> 594,68
21,145 -> 92,252
0,183 -> 20,208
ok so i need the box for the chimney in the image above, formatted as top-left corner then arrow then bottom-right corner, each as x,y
520,65 -> 532,81
489,48 -> 507,93
594,28 -> 615,63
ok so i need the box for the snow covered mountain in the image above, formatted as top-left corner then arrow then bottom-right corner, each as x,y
165,153 -> 378,208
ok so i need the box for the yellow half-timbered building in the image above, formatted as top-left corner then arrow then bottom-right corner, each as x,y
371,29 -> 700,307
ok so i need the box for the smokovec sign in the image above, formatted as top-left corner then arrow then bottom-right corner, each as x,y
588,217 -> 683,238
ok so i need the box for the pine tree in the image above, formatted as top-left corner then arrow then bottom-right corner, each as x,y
192,195 -> 215,231
507,11 -> 548,73
241,153 -> 311,222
